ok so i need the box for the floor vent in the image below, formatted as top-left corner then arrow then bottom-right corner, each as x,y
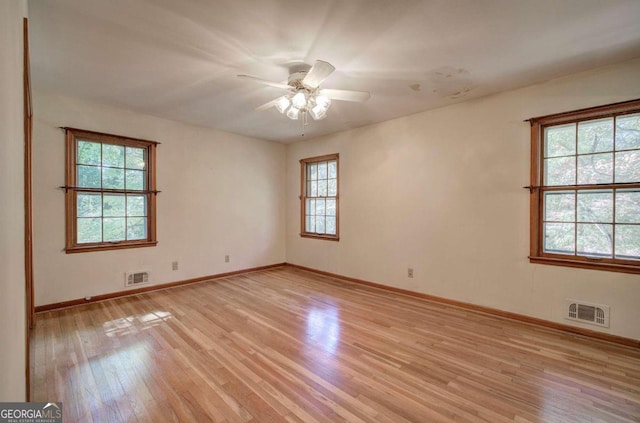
125,271 -> 150,287
565,300 -> 609,328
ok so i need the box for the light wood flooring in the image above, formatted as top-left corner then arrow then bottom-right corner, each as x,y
31,266 -> 640,422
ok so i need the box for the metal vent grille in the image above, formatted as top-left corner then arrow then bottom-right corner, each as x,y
565,300 -> 609,328
596,308 -> 606,325
577,304 -> 595,322
125,271 -> 149,287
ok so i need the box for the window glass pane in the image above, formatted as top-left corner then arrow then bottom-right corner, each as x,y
318,162 -> 327,179
69,130 -> 156,250
127,217 -> 147,240
316,216 -> 325,234
102,167 -> 125,189
103,194 -> 126,217
103,217 -> 126,242
326,216 -> 336,235
615,225 -> 640,259
306,216 -> 315,232
77,218 -> 102,243
315,198 -> 325,216
544,157 -> 575,186
302,156 -> 337,238
318,179 -> 327,196
126,169 -> 145,190
615,113 -> 640,151
328,161 -> 337,178
614,150 -> 640,183
543,223 -> 575,254
102,144 -> 125,168
127,195 -> 147,217
125,146 -> 146,169
577,190 -> 613,223
577,118 -> 613,154
306,199 -> 315,216
615,189 -> 640,224
77,193 -> 102,217
328,179 -> 337,196
544,191 -> 574,222
309,164 -> 317,180
577,223 -> 612,258
77,141 -> 101,165
77,165 -> 101,188
535,105 -> 640,269
326,199 -> 336,216
577,153 -> 612,185
544,124 -> 575,158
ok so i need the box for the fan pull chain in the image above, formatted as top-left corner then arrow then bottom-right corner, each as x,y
301,110 -> 308,137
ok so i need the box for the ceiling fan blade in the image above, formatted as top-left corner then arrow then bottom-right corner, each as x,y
237,74 -> 291,90
302,60 -> 335,88
320,88 -> 370,102
255,98 -> 279,111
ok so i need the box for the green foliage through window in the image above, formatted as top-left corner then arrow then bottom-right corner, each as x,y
75,140 -> 149,244
303,158 -> 338,236
66,129 -> 157,252
541,112 -> 640,261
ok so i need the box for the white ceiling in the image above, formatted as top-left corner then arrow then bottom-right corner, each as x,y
29,0 -> 640,142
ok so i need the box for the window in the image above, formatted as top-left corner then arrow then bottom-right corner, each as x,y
300,154 -> 339,240
64,128 -> 158,253
528,99 -> 640,274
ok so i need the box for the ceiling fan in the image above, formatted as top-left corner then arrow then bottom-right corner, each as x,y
237,60 -> 370,122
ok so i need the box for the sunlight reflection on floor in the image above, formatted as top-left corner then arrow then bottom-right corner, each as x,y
102,310 -> 172,337
305,306 -> 340,354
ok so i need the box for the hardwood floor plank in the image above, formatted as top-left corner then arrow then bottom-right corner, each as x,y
31,267 -> 640,422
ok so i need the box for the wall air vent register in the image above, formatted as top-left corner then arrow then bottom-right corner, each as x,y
125,271 -> 149,287
565,300 -> 609,328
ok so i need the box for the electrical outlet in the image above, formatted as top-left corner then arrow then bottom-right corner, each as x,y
172,261 -> 179,271
408,268 -> 414,278
225,255 -> 230,263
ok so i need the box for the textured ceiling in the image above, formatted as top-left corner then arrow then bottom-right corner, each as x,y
29,0 -> 640,142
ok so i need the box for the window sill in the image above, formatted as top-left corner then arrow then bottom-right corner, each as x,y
529,256 -> 640,275
300,233 -> 339,242
66,240 -> 158,254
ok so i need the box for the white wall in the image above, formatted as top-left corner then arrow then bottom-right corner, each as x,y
33,92 -> 286,306
0,0 -> 28,401
286,58 -> 640,341
32,58 -> 640,340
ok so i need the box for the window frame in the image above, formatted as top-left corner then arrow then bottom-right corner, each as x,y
300,153 -> 340,241
527,99 -> 640,274
64,128 -> 159,253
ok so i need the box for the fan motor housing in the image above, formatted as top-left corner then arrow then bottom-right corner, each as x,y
288,71 -> 309,88
287,62 -> 312,88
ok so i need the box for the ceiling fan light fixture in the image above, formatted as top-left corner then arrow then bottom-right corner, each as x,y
240,59 -> 369,126
314,95 -> 331,109
275,96 -> 291,114
286,107 -> 300,120
309,104 -> 328,120
292,91 -> 308,109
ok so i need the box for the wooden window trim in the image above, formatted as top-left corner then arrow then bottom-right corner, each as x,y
527,98 -> 640,274
300,153 -> 339,241
64,128 -> 158,253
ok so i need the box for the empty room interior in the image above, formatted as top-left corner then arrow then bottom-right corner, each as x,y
2,0 -> 640,421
